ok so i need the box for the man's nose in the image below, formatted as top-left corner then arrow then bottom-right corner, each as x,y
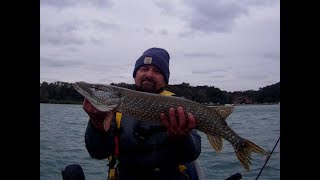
145,69 -> 156,77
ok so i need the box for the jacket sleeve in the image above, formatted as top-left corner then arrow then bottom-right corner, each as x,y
84,119 -> 116,160
166,94 -> 202,163
170,129 -> 202,164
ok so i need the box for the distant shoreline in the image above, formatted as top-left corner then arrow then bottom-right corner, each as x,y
233,103 -> 279,106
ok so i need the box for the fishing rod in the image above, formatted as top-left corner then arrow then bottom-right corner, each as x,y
255,136 -> 280,180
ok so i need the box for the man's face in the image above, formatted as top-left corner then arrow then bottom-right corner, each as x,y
134,65 -> 166,93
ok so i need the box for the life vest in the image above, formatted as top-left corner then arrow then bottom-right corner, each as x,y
107,90 -> 191,180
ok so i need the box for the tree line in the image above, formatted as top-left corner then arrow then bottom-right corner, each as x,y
40,81 -> 280,105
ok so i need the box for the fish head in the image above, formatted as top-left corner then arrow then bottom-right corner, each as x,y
73,81 -> 123,112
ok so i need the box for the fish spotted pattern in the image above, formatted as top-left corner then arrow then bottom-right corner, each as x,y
73,81 -> 269,171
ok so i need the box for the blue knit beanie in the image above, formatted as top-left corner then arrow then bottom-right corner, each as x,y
133,47 -> 170,84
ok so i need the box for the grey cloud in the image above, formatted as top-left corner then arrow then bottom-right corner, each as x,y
178,30 -> 194,38
237,73 -> 268,80
89,19 -> 119,31
90,37 -> 105,46
261,52 -> 280,60
156,0 -> 278,33
65,47 -> 79,52
208,74 -> 226,79
184,1 -> 248,33
159,29 -> 168,35
41,56 -> 84,68
240,0 -> 278,6
42,36 -> 85,46
192,70 -> 212,74
41,0 -> 114,8
144,28 -> 154,34
41,0 -> 76,7
87,64 -> 129,72
41,20 -> 118,46
192,67 -> 230,75
88,0 -> 114,7
153,1 -> 175,15
184,52 -> 225,58
41,23 -> 85,46
143,28 -> 168,35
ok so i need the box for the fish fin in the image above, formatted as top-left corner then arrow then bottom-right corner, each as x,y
207,106 -> 234,120
235,139 -> 270,171
207,135 -> 223,152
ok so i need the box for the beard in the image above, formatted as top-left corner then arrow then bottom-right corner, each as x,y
137,77 -> 157,93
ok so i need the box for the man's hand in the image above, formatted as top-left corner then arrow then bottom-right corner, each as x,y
160,107 -> 196,138
83,98 -> 115,132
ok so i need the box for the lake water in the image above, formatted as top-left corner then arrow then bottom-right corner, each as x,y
40,103 -> 280,180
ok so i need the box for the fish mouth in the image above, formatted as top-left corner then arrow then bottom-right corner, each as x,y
72,82 -> 96,102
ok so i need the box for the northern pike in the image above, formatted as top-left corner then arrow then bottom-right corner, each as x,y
73,81 -> 269,171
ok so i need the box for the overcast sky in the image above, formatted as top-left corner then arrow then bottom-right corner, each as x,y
40,0 -> 279,92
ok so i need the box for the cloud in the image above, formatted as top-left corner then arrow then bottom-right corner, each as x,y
144,28 -> 154,34
88,19 -> 119,31
41,56 -> 85,68
41,0 -> 114,9
192,67 -> 231,74
40,18 -> 120,46
184,52 -> 225,58
40,23 -> 85,46
40,0 -> 279,92
86,64 -> 129,72
159,29 -> 168,35
155,0 -> 279,34
185,1 -> 248,33
261,51 -> 280,60
237,73 -> 269,80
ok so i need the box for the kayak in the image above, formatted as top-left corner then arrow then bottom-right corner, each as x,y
61,161 -> 242,180
61,161 -> 205,180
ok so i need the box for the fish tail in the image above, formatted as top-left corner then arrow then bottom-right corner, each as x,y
235,139 -> 269,171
